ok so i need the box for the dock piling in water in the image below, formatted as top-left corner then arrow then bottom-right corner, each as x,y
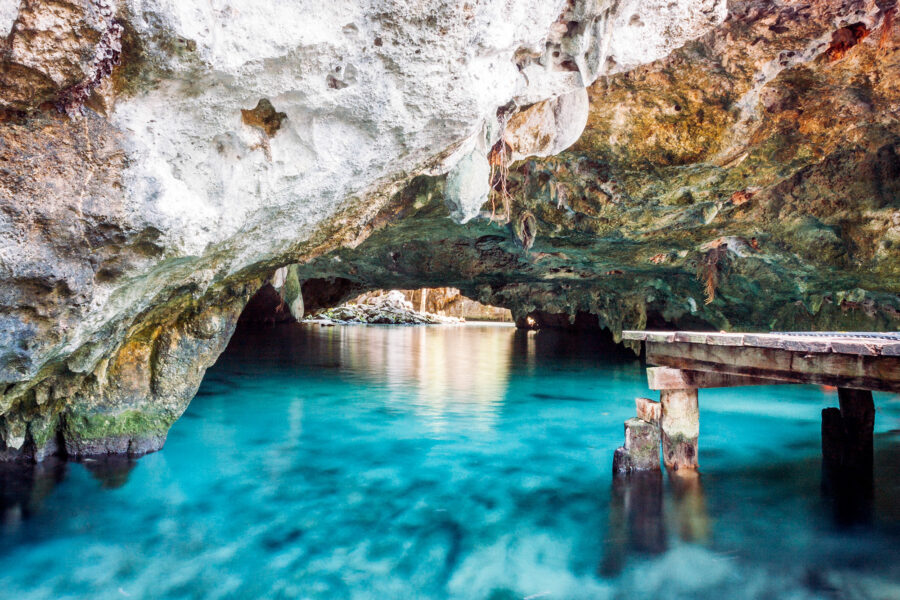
617,330 -> 896,482
660,388 -> 700,471
612,417 -> 661,473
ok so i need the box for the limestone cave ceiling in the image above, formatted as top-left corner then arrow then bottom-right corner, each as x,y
0,0 -> 897,460
298,0 -> 900,333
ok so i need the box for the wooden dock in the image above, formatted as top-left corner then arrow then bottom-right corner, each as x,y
613,331 -> 899,477
624,330 -> 900,393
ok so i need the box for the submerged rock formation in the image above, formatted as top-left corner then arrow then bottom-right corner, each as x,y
1,0 -> 897,460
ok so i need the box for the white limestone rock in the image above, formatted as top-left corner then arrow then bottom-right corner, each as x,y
0,0 -> 728,401
506,87 -> 590,161
444,148 -> 492,224
0,0 -> 17,37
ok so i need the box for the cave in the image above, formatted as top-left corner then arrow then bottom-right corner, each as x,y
2,0 -> 900,596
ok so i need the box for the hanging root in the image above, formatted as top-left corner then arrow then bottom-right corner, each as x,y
488,138 -> 513,223
696,243 -> 728,304
516,211 -> 537,252
488,104 -> 516,223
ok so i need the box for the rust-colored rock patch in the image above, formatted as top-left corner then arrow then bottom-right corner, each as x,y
241,99 -> 287,137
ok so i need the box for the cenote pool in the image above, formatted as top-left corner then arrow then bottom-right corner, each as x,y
2,323 -> 900,599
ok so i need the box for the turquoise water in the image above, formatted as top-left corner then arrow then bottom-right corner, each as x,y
2,323 -> 900,599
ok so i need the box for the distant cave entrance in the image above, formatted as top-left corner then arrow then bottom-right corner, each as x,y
352,288 -> 514,322
236,276 -> 513,327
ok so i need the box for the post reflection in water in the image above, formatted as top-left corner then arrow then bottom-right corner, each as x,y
601,471 -> 666,575
670,470 -> 711,544
601,469 -> 712,575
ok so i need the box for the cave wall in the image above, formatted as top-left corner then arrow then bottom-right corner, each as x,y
0,0 -> 730,460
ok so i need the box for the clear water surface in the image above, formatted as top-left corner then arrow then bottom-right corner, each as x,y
2,323 -> 900,599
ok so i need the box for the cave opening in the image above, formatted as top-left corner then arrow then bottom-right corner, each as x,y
238,278 -> 515,326
230,275 -> 661,361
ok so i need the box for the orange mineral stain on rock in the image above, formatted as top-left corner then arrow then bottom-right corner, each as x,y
825,23 -> 870,62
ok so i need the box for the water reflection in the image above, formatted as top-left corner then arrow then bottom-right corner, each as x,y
82,455 -> 139,490
0,459 -> 67,531
325,324 -> 514,431
602,470 -> 711,575
670,471 -> 711,543
601,471 -> 666,575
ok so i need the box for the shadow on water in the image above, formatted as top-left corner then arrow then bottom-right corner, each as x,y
1,454 -> 139,530
80,455 -> 139,490
0,458 -> 67,528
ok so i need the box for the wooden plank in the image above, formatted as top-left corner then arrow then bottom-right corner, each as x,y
635,397 -> 661,424
674,332 -> 712,344
883,342 -> 900,357
742,333 -> 832,353
646,366 -> 785,390
704,332 -> 746,346
742,334 -> 790,350
625,330 -> 899,356
621,331 -> 648,341
646,341 -> 900,393
830,340 -> 880,356
646,331 -> 676,343
781,337 -> 832,353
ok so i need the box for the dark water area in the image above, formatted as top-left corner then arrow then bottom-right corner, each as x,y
2,323 -> 900,599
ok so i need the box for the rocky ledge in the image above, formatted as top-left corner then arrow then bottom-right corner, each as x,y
1,0 -> 897,460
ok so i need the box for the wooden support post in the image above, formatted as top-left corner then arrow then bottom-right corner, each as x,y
821,388 -> 875,525
822,388 -> 875,472
837,388 -> 875,471
635,397 -> 661,424
660,388 -> 699,471
612,418 -> 661,474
